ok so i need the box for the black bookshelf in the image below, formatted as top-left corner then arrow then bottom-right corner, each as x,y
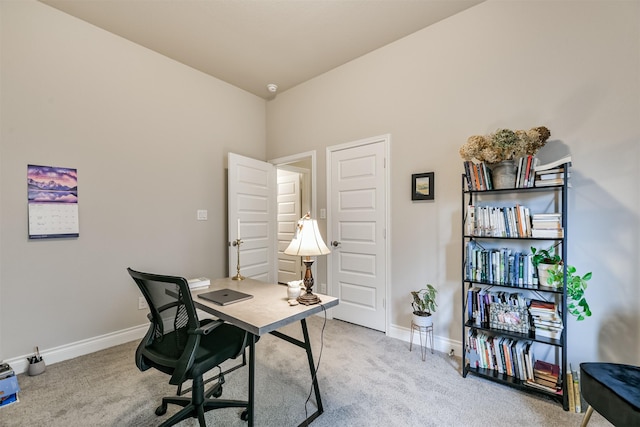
461,163 -> 571,411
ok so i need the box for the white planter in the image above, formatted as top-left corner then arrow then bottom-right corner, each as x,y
537,263 -> 563,288
412,312 -> 433,328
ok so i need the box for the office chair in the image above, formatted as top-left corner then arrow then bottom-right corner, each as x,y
127,268 -> 252,427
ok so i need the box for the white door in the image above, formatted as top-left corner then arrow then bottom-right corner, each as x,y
277,169 -> 302,284
228,153 -> 276,282
327,136 -> 388,332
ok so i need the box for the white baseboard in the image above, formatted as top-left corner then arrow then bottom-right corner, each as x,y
388,323 -> 463,358
6,324 -> 148,375
5,320 -> 463,375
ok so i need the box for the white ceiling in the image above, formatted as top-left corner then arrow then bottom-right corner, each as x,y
39,0 -> 483,99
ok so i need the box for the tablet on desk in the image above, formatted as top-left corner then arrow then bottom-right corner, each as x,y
197,288 -> 253,306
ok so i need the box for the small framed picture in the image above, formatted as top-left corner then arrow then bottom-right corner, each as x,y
412,172 -> 434,201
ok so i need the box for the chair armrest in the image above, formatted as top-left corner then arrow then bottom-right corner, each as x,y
193,319 -> 225,335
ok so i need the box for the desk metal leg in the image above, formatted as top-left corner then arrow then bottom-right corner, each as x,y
248,333 -> 256,427
270,319 -> 324,426
300,319 -> 323,418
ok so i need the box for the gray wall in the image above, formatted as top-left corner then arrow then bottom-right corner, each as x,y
266,0 -> 640,365
1,0 -> 638,368
0,1 -> 266,359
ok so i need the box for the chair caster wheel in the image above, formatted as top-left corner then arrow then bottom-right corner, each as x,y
240,409 -> 249,421
212,386 -> 222,398
155,404 -> 167,416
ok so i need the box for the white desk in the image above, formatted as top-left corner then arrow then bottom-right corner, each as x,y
191,277 -> 339,426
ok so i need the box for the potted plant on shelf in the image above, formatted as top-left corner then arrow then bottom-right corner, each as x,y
531,246 -> 593,321
531,246 -> 563,288
411,284 -> 438,327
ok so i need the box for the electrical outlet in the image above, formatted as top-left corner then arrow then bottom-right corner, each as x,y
318,283 -> 327,294
138,296 -> 148,310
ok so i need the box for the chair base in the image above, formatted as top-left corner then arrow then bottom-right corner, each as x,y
157,396 -> 249,427
157,375 -> 249,427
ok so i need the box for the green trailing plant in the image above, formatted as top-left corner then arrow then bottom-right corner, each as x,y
411,284 -> 438,317
531,246 -> 593,321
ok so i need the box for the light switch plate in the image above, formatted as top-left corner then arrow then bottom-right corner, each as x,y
197,210 -> 208,220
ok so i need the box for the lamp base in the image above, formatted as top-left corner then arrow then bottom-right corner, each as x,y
231,273 -> 245,281
297,292 -> 321,306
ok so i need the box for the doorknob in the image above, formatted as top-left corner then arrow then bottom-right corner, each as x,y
331,241 -> 341,248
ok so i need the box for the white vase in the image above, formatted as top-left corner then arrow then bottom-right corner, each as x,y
287,280 -> 304,299
491,160 -> 517,189
412,312 -> 433,328
537,263 -> 563,288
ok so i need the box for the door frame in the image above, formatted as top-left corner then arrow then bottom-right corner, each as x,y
269,150 -> 317,283
326,134 -> 391,334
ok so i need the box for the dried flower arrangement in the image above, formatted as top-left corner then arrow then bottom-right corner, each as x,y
459,126 -> 551,164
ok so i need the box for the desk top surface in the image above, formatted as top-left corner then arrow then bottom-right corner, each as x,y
191,277 -> 339,336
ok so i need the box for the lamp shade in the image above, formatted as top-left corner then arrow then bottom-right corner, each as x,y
284,214 -> 330,257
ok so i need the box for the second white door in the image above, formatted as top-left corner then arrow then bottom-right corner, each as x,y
328,136 -> 388,332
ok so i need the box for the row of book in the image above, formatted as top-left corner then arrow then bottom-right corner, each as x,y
465,204 -> 536,238
514,155 -> 538,188
466,331 -> 565,397
465,241 -> 539,287
466,204 -> 565,240
466,330 -> 534,380
462,155 -> 572,192
463,161 -> 493,191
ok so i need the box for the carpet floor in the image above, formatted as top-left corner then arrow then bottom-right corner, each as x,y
1,316 -> 611,426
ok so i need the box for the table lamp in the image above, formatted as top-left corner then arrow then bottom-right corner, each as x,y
284,212 -> 331,305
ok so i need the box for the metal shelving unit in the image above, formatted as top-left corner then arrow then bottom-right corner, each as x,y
460,163 -> 571,410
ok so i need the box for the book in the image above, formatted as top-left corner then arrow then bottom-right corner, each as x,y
536,172 -> 570,180
532,219 -> 562,229
463,161 -> 473,191
527,157 -> 539,188
535,178 -> 564,187
531,228 -> 564,238
0,363 -> 14,380
535,155 -> 572,172
572,365 -> 581,413
187,277 -> 210,289
523,379 -> 562,395
533,360 -> 560,379
535,167 -> 564,175
567,371 -> 576,412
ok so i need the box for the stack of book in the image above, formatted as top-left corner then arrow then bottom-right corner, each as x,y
531,213 -> 563,238
529,299 -> 563,339
525,360 -> 561,394
187,277 -> 210,289
534,155 -> 572,187
0,363 -> 19,409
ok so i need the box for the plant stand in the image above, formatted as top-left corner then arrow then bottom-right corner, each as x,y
409,320 -> 433,361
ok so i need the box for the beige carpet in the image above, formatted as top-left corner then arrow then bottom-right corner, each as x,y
2,316 -> 611,426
